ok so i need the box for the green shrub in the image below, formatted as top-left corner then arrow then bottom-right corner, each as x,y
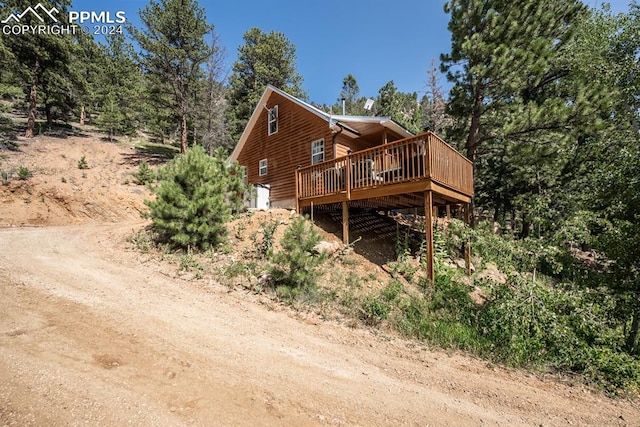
77,156 -> 89,169
360,295 -> 391,326
585,347 -> 640,395
133,160 -> 156,185
270,215 -> 326,289
255,219 -> 279,258
145,146 -> 246,250
381,279 -> 403,302
477,274 -> 640,394
17,166 -> 33,180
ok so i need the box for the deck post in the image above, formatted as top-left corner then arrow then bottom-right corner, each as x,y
345,155 -> 351,200
342,201 -> 349,244
446,204 -> 451,220
295,167 -> 300,214
464,203 -> 471,276
424,191 -> 435,285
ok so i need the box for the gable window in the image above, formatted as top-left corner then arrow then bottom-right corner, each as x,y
259,158 -> 268,176
311,139 -> 325,164
268,105 -> 278,135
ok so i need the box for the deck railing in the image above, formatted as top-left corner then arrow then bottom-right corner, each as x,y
296,132 -> 473,201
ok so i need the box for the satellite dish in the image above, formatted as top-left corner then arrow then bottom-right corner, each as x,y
364,98 -> 374,111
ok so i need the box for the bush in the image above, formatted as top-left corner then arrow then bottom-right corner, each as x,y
77,156 -> 89,169
393,270 -> 484,352
145,145 -> 246,250
133,160 -> 156,185
17,166 -> 33,180
1,169 -> 10,185
255,219 -> 279,258
360,295 -> 390,326
270,215 -> 326,289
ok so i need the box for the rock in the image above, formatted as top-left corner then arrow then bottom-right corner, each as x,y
454,258 -> 475,273
257,273 -> 273,287
313,240 -> 341,255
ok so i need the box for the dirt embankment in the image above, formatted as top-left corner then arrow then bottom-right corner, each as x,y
0,134 -> 638,426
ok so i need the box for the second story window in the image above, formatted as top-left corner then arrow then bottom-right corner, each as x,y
259,158 -> 268,176
311,139 -> 324,164
268,105 -> 278,135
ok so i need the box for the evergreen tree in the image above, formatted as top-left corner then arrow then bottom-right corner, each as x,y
270,215 -> 326,289
94,33 -> 143,139
132,0 -> 214,153
226,27 -> 305,143
574,4 -> 640,354
376,80 -> 422,133
146,145 -> 246,250
441,0 -> 588,164
338,73 -> 364,115
1,0 -> 75,136
72,32 -> 104,126
440,0 -> 608,226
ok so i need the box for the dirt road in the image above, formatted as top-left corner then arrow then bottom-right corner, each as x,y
0,222 -> 638,426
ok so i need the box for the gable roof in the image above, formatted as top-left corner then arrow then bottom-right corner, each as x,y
229,85 -> 413,162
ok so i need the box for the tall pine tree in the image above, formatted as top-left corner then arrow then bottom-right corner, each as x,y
1,0 -> 75,136
132,0 -> 214,153
441,0 -> 600,225
226,28 -> 305,143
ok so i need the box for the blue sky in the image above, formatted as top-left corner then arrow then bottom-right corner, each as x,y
73,0 -> 634,106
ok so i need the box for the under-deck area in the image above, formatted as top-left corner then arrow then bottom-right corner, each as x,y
295,131 -> 474,282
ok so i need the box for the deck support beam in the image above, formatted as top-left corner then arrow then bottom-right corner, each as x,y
464,203 -> 471,276
424,191 -> 435,285
342,201 -> 349,245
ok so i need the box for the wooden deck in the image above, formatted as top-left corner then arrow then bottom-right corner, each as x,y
296,132 -> 474,209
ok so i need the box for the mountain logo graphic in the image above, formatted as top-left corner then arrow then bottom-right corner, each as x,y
2,3 -> 60,24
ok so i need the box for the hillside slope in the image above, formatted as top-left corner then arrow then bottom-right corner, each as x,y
0,133 -> 638,426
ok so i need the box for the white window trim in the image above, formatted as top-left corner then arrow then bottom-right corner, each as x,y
311,138 -> 325,164
268,105 -> 278,135
259,158 -> 268,176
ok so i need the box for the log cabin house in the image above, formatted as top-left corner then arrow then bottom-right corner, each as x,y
229,85 -> 474,281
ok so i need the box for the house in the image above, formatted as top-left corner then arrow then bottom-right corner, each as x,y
229,85 -> 414,209
230,85 -> 474,282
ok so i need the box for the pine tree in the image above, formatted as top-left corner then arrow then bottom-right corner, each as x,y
94,33 -> 143,138
72,32 -> 104,126
440,0 -> 604,225
441,0 -> 588,164
146,146 -> 246,250
226,27 -> 306,143
376,80 -> 422,133
337,74 -> 365,115
270,215 -> 326,289
1,0 -> 76,136
132,0 -> 214,153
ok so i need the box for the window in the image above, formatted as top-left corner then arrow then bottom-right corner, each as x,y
311,139 -> 324,164
268,105 -> 278,135
259,158 -> 268,176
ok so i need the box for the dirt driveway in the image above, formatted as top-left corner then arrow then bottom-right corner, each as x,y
0,222 -> 638,426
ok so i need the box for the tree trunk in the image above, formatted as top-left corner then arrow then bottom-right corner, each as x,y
80,105 -> 86,126
465,83 -> 483,227
45,102 -> 52,128
25,57 -> 40,138
180,99 -> 187,154
626,306 -> 640,354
